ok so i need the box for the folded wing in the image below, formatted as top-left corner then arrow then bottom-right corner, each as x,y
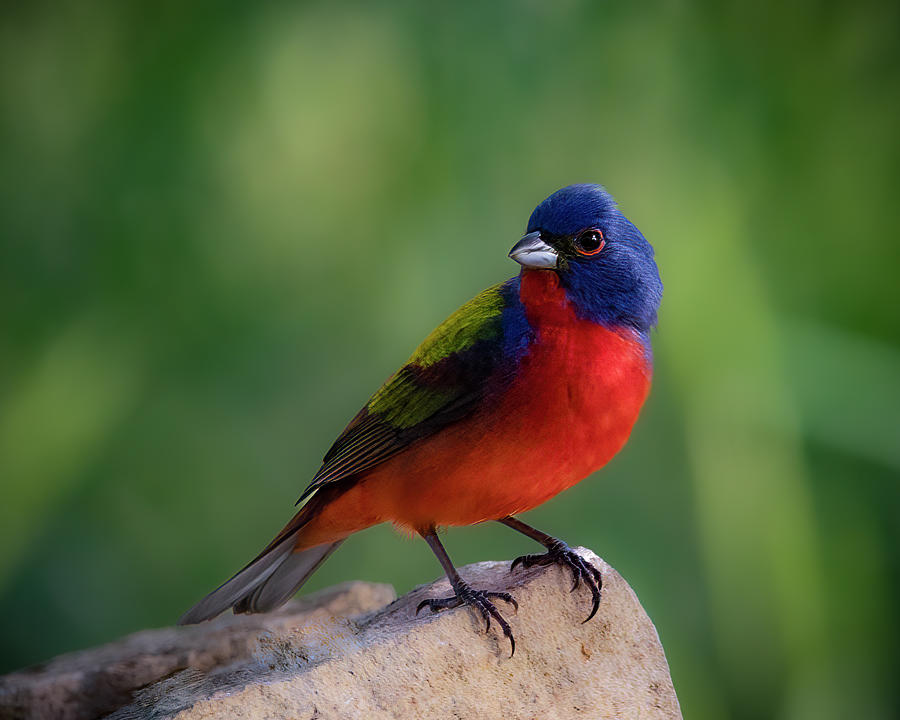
297,278 -> 532,505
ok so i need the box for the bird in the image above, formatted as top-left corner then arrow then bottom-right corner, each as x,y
179,184 -> 662,656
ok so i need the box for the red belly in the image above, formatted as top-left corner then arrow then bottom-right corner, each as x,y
298,271 -> 652,546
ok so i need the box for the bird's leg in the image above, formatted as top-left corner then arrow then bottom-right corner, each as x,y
499,515 -> 602,623
415,528 -> 518,656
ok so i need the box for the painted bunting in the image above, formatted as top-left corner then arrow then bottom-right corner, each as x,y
179,184 -> 662,655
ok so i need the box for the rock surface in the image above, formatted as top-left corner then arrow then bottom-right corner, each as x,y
1,549 -> 681,720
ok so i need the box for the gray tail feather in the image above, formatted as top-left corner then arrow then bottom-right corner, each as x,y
178,538 -> 343,625
232,540 -> 344,615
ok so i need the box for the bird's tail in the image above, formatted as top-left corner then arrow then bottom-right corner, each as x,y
178,524 -> 343,625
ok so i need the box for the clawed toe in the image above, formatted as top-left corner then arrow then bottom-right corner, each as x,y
489,591 -> 518,612
415,583 -> 517,656
510,552 -> 554,572
510,542 -> 602,623
416,595 -> 460,614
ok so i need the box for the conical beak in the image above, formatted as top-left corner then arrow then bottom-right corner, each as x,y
508,231 -> 558,269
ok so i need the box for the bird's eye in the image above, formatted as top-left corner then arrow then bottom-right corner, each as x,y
574,229 -> 605,256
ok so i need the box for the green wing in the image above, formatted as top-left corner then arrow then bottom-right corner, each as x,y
297,280 -> 525,504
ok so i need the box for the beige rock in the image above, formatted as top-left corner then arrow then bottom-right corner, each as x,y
2,550 -> 681,720
0,582 -> 395,720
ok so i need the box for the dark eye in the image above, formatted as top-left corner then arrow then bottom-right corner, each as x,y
574,229 -> 605,256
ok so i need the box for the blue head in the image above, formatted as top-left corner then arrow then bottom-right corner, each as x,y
509,184 -> 662,334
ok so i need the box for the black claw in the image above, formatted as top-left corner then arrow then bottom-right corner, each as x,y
506,628 -> 516,657
416,598 -> 436,615
415,583 -> 517,657
492,591 -> 519,612
473,601 -> 491,632
583,586 -> 601,624
509,551 -> 553,573
510,542 -> 603,623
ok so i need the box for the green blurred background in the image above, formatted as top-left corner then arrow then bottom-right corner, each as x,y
1,1 -> 898,717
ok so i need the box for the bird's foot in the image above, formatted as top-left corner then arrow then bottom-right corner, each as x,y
510,540 -> 602,623
416,581 -> 518,656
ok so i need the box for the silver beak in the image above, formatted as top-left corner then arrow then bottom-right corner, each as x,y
508,231 -> 558,269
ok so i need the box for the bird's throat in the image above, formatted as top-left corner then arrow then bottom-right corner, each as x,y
519,269 -> 571,326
